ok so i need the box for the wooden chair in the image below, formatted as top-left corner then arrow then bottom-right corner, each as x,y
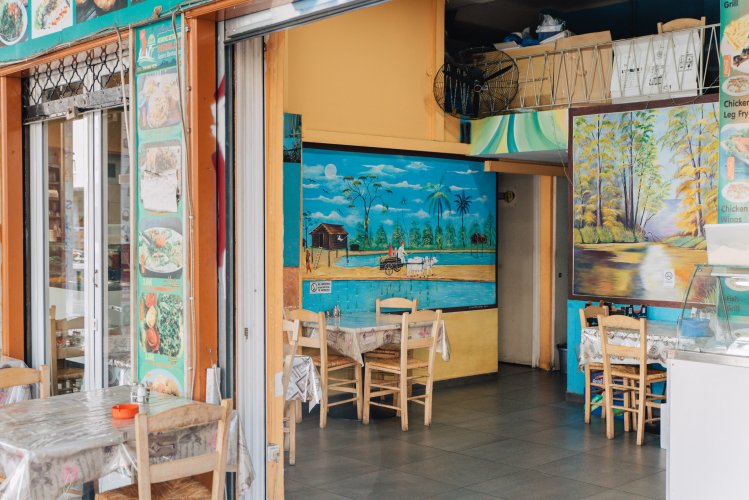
49,306 -> 85,395
580,305 -> 609,424
363,309 -> 442,431
282,319 -> 300,465
0,365 -> 50,400
368,297 -> 419,360
599,315 -> 667,445
96,399 -> 232,499
285,308 -> 361,428
657,16 -> 706,33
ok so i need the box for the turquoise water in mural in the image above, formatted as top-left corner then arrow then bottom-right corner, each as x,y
302,280 -> 496,312
335,251 -> 495,268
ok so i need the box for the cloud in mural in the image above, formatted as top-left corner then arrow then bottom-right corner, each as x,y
413,198 -> 424,203
381,180 -> 422,189
373,204 -> 409,212
383,219 -> 394,226
362,164 -> 406,176
306,195 -> 349,205
408,209 -> 431,219
474,195 -> 489,203
405,161 -> 431,171
303,183 -> 320,189
450,185 -> 476,192
310,210 -> 362,226
453,168 -> 479,175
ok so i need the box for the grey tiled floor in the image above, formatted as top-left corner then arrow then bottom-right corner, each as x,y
285,364 -> 666,500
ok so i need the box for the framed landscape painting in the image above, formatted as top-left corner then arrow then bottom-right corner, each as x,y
570,97 -> 718,305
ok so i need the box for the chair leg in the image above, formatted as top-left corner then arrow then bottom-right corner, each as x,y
604,379 -> 615,440
636,381 -> 647,445
320,377 -> 328,429
400,372 -> 409,432
289,403 -> 296,466
584,364 -> 592,424
296,400 -> 303,424
363,366 -> 372,425
623,379 -> 631,433
424,374 -> 434,427
355,364 -> 363,421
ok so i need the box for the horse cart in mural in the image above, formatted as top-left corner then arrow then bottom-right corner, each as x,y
379,256 -> 404,276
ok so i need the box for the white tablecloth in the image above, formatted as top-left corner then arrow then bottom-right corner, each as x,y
285,355 -> 321,411
307,312 -> 451,365
579,320 -> 678,367
0,386 -> 253,499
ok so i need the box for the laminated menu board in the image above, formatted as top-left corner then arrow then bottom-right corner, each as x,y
133,19 -> 188,398
720,3 -> 749,223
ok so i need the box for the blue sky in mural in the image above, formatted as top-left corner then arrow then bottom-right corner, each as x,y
302,148 -> 495,248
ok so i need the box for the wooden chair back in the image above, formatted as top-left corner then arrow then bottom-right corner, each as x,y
134,399 -> 232,500
400,310 -> 442,369
657,16 -> 705,33
0,365 -> 50,399
376,297 -> 418,316
49,305 -> 85,394
598,315 -> 647,370
282,319 -> 301,399
579,305 -> 609,328
284,308 -> 326,352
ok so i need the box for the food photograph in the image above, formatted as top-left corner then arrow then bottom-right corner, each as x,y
139,291 -> 183,359
137,69 -> 181,130
30,0 -> 70,38
138,216 -> 183,279
0,0 -> 28,47
722,124 -> 749,180
138,140 -> 182,213
75,0 -> 126,23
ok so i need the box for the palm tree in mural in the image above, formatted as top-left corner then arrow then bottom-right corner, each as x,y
426,175 -> 452,248
454,193 -> 472,247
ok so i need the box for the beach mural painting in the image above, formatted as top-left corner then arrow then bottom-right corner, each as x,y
300,147 -> 497,312
571,100 -> 719,304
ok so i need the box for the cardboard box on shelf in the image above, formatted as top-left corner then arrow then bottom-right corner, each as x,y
553,31 -> 613,106
503,44 -> 554,110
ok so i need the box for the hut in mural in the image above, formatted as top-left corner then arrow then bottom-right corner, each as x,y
310,223 -> 348,250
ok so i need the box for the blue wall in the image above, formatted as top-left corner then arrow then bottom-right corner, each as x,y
566,300 -> 680,396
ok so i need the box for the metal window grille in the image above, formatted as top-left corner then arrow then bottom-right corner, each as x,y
22,41 -> 130,123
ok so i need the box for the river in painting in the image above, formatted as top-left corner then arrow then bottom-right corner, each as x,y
573,243 -> 708,303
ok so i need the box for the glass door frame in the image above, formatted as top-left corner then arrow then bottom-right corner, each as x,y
29,112 -> 106,391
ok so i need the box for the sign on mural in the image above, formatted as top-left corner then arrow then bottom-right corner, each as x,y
134,19 -> 186,397
299,148 -> 497,312
571,101 -> 718,304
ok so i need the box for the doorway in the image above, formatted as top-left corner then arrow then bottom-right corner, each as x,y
29,108 -> 131,395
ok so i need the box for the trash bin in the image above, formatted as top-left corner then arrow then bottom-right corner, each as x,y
557,343 -> 568,374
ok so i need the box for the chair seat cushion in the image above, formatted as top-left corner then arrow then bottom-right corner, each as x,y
611,365 -> 667,380
311,354 -> 356,369
368,357 -> 428,371
364,349 -> 400,360
96,478 -> 210,499
57,367 -> 85,381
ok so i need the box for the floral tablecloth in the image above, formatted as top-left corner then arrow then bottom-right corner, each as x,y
0,386 -> 253,499
0,356 -> 31,406
579,320 -> 678,368
305,312 -> 451,365
285,355 -> 321,410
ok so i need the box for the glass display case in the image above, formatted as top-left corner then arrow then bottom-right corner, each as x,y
678,264 -> 749,356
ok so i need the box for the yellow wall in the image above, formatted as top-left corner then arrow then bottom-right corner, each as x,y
414,309 -> 499,380
286,0 -> 467,154
284,0 -> 498,379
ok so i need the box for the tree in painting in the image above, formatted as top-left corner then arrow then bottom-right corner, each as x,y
572,102 -> 719,303
454,193 -> 472,247
342,175 -> 392,248
426,175 -> 452,248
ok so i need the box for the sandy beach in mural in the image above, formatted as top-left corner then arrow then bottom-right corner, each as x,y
299,249 -> 495,281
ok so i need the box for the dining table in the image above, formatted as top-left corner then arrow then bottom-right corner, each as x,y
579,319 -> 679,367
0,385 -> 254,499
306,311 -> 451,365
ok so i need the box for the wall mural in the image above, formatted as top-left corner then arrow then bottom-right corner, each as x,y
571,100 -> 719,304
300,147 -> 496,312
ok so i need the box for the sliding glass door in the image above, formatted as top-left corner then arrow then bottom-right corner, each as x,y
31,108 -> 131,394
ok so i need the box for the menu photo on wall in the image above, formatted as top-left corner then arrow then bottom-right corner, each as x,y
134,19 -> 187,397
721,4 -> 749,223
